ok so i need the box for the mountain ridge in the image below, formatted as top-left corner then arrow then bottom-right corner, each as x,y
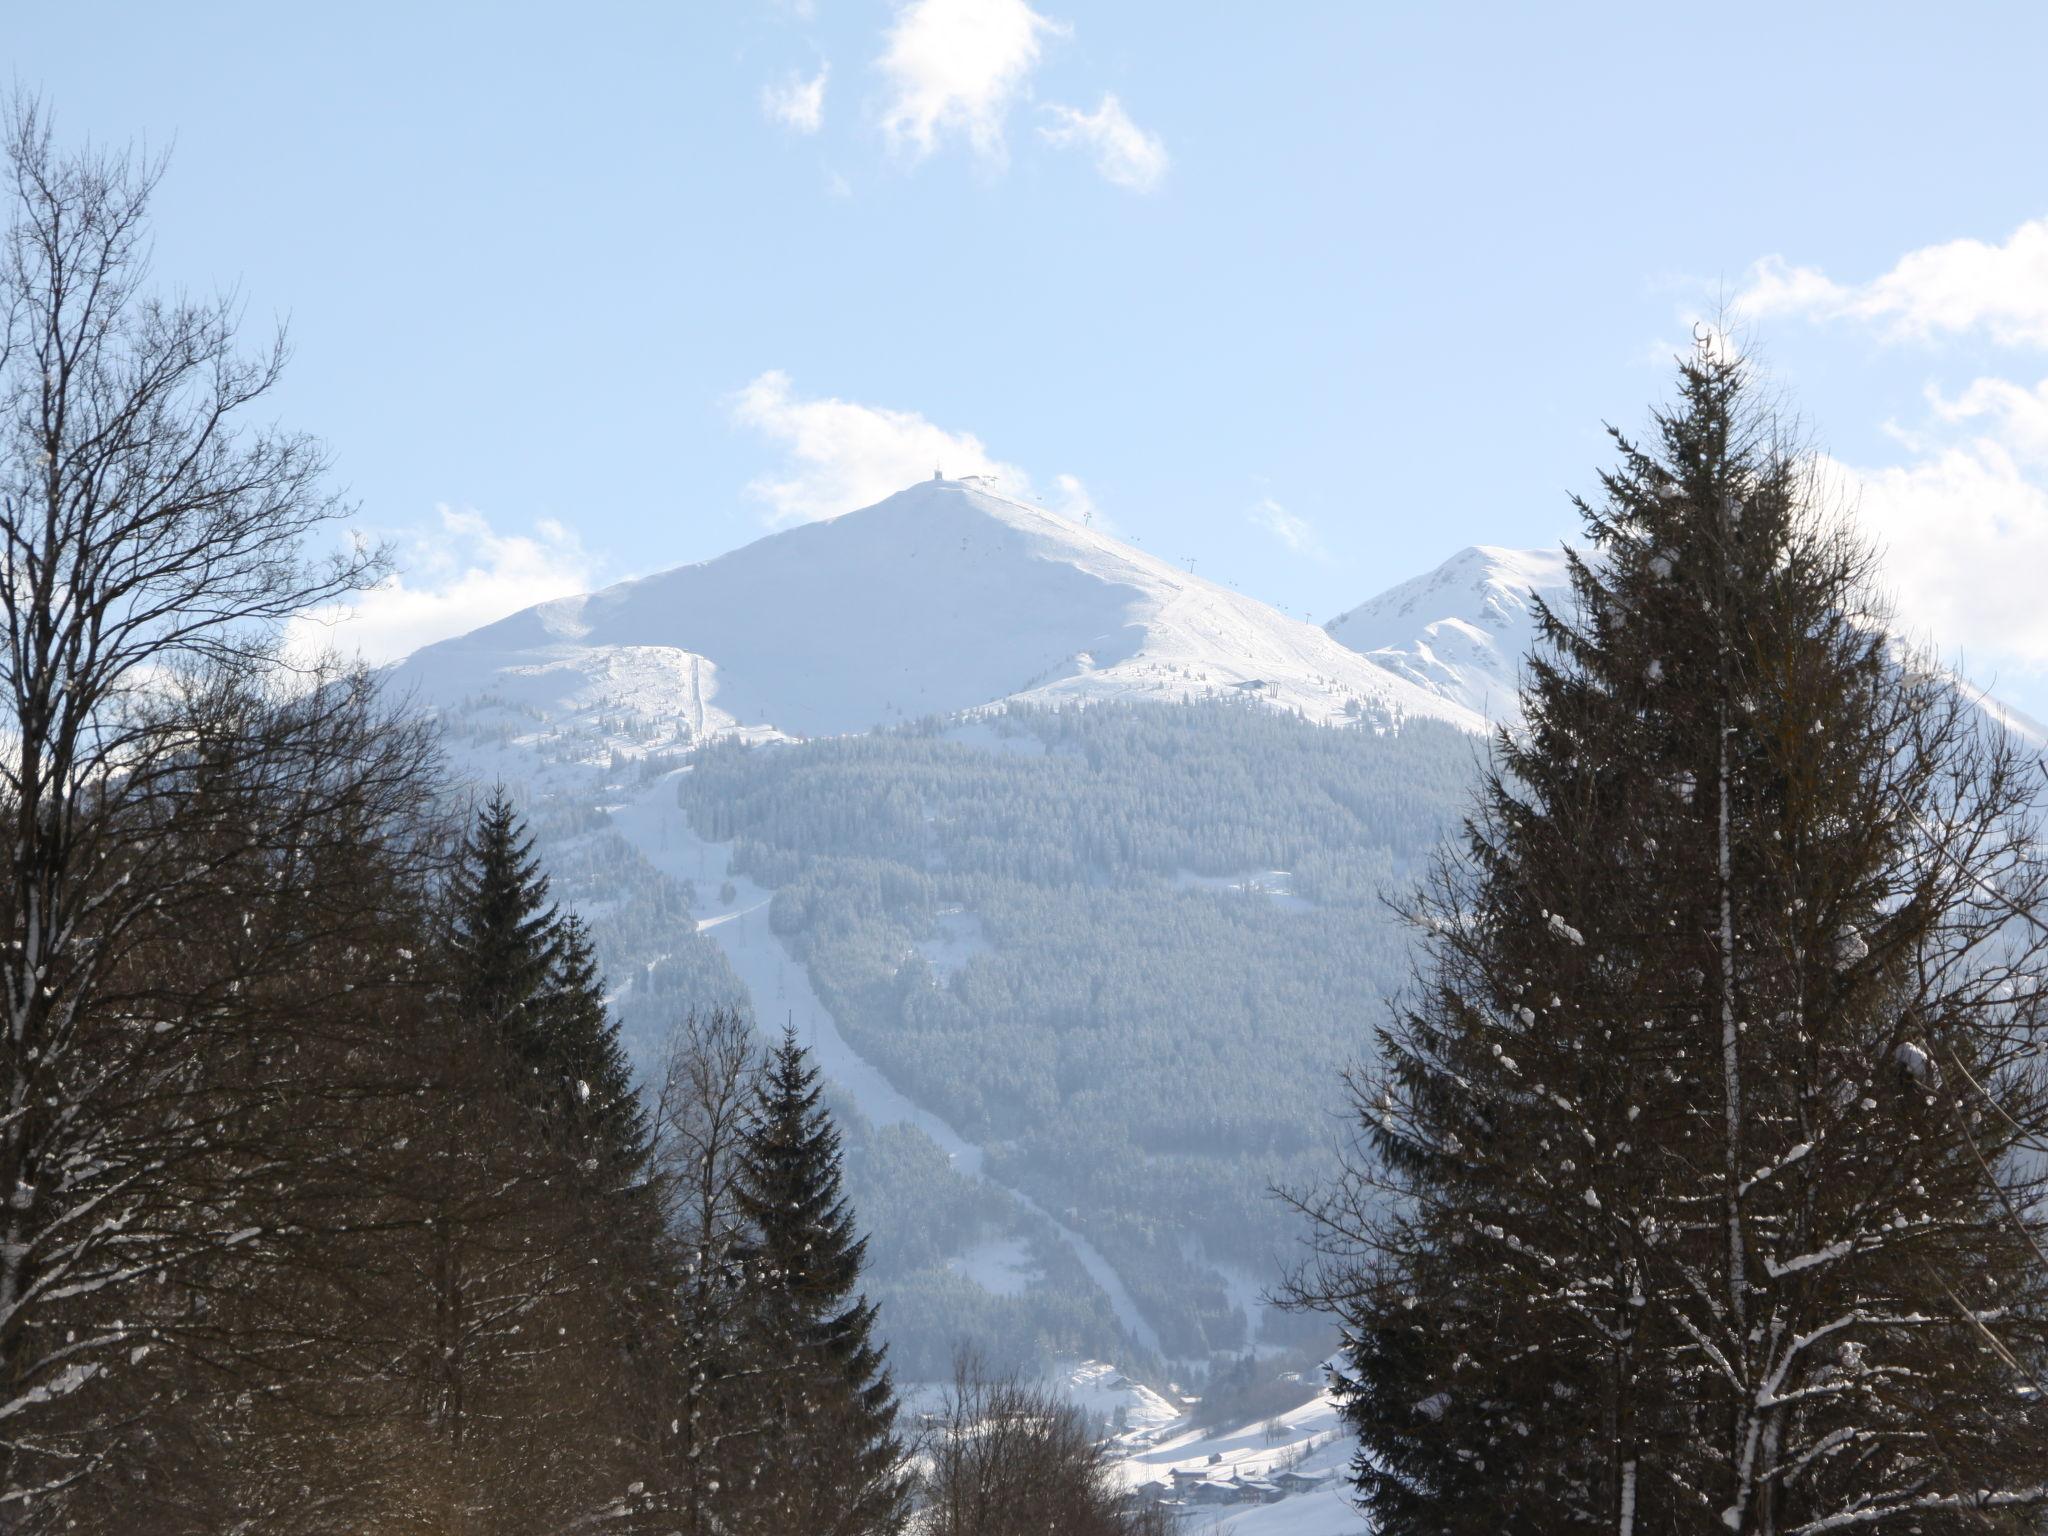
389,479 -> 1488,745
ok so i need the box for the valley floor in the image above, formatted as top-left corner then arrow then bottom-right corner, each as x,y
1106,1377 -> 1365,1535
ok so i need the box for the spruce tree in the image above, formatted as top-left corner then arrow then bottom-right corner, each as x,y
424,792 -> 658,1528
448,793 -> 648,1178
447,788 -> 563,1071
736,1026 -> 907,1535
1290,347 -> 2048,1534
549,914 -> 652,1189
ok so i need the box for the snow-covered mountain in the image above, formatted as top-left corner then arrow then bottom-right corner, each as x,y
1330,543 -> 2048,749
385,506 -> 2040,1402
389,477 -> 1486,743
1325,544 -> 1572,726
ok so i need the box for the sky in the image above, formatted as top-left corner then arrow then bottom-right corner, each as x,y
10,2 -> 2048,712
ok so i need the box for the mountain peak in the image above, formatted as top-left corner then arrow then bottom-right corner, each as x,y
392,481 -> 1486,748
1327,544 -> 1572,725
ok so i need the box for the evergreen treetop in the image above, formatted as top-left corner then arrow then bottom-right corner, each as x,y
447,787 -> 563,1067
446,790 -> 648,1183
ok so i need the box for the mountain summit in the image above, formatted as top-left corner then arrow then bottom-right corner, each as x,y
1328,544 -> 1572,725
392,478 -> 1485,743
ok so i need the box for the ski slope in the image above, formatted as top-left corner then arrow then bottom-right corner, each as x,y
609,771 -> 1166,1357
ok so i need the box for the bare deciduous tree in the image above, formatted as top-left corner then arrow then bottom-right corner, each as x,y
920,1352 -> 1173,1536
640,1006 -> 769,1533
0,96 -> 387,1511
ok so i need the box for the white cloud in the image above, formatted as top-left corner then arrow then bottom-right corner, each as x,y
1927,374 -> 2048,462
762,64 -> 830,134
286,508 -> 598,666
1829,439 -> 2048,680
1738,218 -> 2048,347
730,370 -> 1031,522
1039,93 -> 1167,192
1247,497 -> 1327,560
1723,218 -> 2048,694
1810,376 -> 2048,686
1051,472 -> 1100,525
877,0 -> 1066,165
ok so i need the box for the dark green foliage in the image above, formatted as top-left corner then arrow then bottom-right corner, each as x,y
448,792 -> 651,1187
1292,351 -> 2048,1534
447,788 -> 564,1064
738,1028 -> 908,1534
551,915 -> 650,1192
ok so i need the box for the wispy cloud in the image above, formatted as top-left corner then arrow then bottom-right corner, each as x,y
762,64 -> 830,134
1825,437 -> 2048,681
287,508 -> 598,666
1926,374 -> 2048,460
1247,497 -> 1327,560
1809,374 -> 2048,682
1738,218 -> 2048,347
1725,216 -> 2048,688
1039,93 -> 1167,192
877,0 -> 1066,166
730,370 -> 1031,522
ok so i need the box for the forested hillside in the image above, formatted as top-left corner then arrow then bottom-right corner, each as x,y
679,702 -> 1480,1364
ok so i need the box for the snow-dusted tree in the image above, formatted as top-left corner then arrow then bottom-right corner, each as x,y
51,753 -> 451,1536
404,792 -> 656,1531
1288,347 -> 2048,1534
636,1005 -> 769,1536
551,913 -> 651,1194
737,1026 -> 908,1536
921,1353 -> 1176,1536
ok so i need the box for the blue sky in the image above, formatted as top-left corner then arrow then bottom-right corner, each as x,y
11,3 -> 2048,711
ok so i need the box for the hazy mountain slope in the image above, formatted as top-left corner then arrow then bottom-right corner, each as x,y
390,478 -> 1486,742
1325,544 -> 1572,725
678,703 -> 1479,1365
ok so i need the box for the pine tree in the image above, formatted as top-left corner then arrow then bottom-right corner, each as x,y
736,1026 -> 908,1535
1289,347 -> 2048,1534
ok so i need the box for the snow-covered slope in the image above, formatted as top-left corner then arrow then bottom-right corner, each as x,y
1113,1383 -> 1365,1533
1325,544 -> 1572,727
390,478 -> 1485,743
1331,544 -> 2048,750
